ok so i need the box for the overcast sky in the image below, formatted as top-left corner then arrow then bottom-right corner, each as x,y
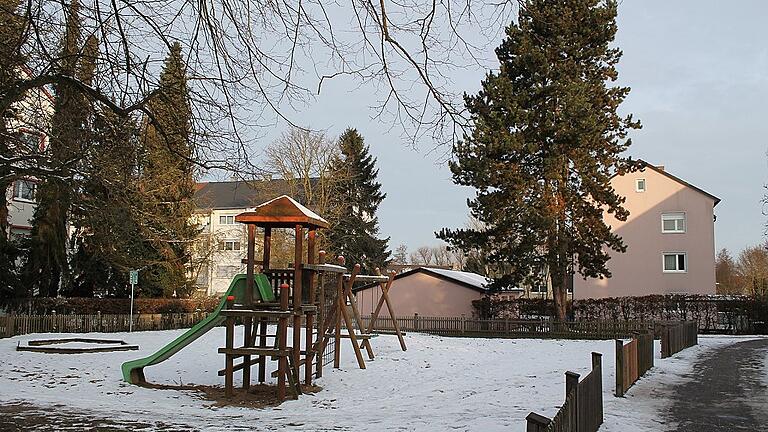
251,1 -> 768,257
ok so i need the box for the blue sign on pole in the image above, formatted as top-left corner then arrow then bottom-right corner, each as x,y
129,270 -> 139,285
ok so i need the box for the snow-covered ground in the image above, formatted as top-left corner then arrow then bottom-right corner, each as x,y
0,329 -> 751,431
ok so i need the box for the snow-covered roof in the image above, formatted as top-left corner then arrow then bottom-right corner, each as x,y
354,266 -> 492,293
257,195 -> 328,224
421,268 -> 491,291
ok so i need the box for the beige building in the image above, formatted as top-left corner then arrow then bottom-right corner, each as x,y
4,68 -> 54,240
354,267 -> 491,317
192,179 -> 305,295
573,161 -> 720,299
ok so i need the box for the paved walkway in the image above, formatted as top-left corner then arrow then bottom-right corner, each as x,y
667,338 -> 768,431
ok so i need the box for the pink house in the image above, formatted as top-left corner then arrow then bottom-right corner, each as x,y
354,267 -> 490,317
574,161 -> 720,299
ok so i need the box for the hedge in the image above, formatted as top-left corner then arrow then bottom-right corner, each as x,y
473,294 -> 768,334
1,296 -> 221,315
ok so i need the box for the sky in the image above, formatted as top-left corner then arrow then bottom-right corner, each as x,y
248,1 -> 768,257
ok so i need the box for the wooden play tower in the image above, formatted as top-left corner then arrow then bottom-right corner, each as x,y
220,195 -> 406,401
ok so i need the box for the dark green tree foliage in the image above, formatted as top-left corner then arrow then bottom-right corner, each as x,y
0,0 -> 27,298
25,0 -> 94,297
138,42 -> 197,297
328,128 -> 390,273
70,110 -> 143,298
438,0 -> 640,320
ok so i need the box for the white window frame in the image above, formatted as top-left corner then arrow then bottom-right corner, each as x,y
12,179 -> 36,202
635,178 -> 646,192
219,215 -> 235,225
662,252 -> 687,273
661,212 -> 686,233
219,239 -> 241,251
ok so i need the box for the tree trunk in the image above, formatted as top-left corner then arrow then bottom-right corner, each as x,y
551,275 -> 568,322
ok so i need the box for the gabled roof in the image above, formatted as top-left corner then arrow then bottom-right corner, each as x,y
235,195 -> 329,229
635,160 -> 721,206
194,179 -> 313,210
354,267 -> 491,293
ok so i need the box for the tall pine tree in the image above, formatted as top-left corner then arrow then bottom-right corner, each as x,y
328,128 -> 390,272
138,42 -> 197,297
438,0 -> 640,320
25,0 -> 94,297
71,108 -> 144,297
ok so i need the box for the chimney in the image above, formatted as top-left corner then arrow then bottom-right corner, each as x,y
655,165 -> 665,171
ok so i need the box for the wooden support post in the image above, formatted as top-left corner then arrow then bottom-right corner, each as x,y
263,227 -> 272,271
339,281 -> 366,369
316,250 -> 326,378
345,264 -> 375,360
243,224 -> 256,390
277,284 -> 290,401
364,271 -> 406,351
334,271 -> 343,369
224,295 -> 235,397
304,229 -> 316,385
258,317 -> 267,383
293,224 -> 303,386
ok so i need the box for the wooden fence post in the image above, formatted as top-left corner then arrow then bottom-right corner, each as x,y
592,351 -> 604,425
615,339 -> 624,397
5,314 -> 14,338
525,412 -> 551,432
565,371 -> 580,429
461,314 -> 466,335
414,313 -> 419,332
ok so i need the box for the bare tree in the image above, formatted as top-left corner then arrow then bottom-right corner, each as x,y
715,248 -> 739,295
263,126 -> 341,216
2,0 -> 519,185
410,246 -> 433,265
736,243 -> 768,296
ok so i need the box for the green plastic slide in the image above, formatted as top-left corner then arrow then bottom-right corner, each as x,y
121,273 -> 275,384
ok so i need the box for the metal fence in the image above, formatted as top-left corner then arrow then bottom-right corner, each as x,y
526,352 -> 604,432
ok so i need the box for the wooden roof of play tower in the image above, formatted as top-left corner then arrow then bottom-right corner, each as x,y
234,195 -> 330,229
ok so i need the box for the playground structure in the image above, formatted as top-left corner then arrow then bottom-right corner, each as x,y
121,195 -> 406,401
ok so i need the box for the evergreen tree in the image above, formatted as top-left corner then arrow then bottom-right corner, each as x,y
138,42 -> 197,297
327,128 -> 390,272
438,0 -> 640,320
0,0 -> 27,298
71,109 -> 144,297
25,0 -> 93,297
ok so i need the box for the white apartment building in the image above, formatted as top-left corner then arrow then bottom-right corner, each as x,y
192,179 -> 302,295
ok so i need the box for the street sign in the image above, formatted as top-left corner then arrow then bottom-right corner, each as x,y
129,270 -> 138,332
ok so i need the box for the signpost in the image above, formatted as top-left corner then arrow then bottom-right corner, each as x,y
129,270 -> 138,332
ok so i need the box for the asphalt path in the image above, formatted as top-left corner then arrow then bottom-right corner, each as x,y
667,338 -> 768,432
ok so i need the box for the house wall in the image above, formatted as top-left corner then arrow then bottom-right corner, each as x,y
5,189 -> 35,233
355,272 -> 484,317
192,208 -> 250,295
574,167 -> 717,298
